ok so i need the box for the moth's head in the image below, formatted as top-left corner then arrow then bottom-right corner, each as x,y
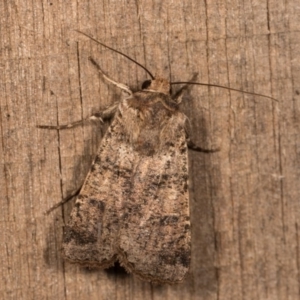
141,78 -> 171,95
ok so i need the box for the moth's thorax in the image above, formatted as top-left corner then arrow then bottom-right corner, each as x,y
145,78 -> 170,94
120,89 -> 186,156
125,89 -> 177,115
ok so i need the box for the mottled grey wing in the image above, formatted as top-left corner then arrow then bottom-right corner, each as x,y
117,116 -> 191,283
62,112 -> 135,267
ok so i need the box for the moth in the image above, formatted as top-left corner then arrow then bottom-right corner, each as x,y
40,32 -> 277,284
63,75 -> 192,283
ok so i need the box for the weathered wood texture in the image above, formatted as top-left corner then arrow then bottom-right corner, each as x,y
0,0 -> 299,299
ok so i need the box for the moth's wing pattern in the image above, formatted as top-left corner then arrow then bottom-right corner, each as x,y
63,106 -> 134,267
117,111 -> 191,283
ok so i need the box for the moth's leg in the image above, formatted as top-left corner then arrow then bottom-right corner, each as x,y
36,103 -> 118,130
185,121 -> 220,153
45,187 -> 81,215
187,139 -> 220,153
172,73 -> 199,104
89,56 -> 133,95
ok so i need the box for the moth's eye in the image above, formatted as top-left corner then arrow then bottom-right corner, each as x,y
142,80 -> 151,90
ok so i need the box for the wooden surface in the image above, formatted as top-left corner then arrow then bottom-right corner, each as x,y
1,0 -> 299,299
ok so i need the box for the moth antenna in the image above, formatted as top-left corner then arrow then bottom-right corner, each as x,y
75,30 -> 155,80
171,81 -> 279,102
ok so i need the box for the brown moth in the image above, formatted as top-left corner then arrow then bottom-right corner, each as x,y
40,32 -> 277,284
63,71 -> 191,283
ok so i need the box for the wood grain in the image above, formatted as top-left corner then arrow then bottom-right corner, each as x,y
0,0 -> 299,299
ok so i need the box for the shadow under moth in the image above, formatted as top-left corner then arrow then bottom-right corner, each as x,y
40,31 -> 277,284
